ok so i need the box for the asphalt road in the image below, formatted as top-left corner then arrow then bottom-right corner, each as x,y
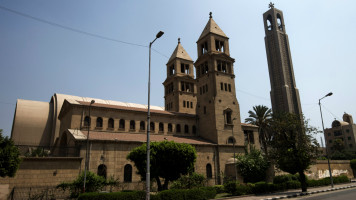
295,188 -> 356,200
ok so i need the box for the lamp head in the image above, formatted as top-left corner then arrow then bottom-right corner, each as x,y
156,31 -> 164,38
326,92 -> 333,97
90,100 -> 95,104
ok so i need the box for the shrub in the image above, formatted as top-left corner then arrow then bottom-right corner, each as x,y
333,175 -> 349,184
155,188 -> 215,200
78,190 -> 145,200
236,147 -> 269,183
273,174 -> 297,184
286,180 -> 301,189
57,171 -> 117,198
350,159 -> 356,171
170,173 -> 206,189
223,181 -> 238,194
213,185 -> 224,194
251,181 -> 271,194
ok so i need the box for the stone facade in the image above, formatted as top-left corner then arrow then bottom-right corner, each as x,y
263,5 -> 302,115
324,113 -> 356,154
7,12 -> 260,193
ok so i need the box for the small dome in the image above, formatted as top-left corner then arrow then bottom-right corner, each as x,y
331,120 -> 349,128
226,157 -> 237,164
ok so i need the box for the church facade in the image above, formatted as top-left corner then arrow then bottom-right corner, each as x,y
9,13 -> 259,189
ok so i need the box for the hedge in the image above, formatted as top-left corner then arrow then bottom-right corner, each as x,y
78,187 -> 216,200
223,175 -> 350,196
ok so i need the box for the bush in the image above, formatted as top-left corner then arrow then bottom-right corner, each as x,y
78,190 -> 145,200
252,181 -> 272,194
223,181 -> 238,194
236,147 -> 269,183
156,188 -> 216,200
273,174 -> 297,184
213,185 -> 224,194
350,159 -> 356,171
170,173 -> 206,189
57,171 -> 117,198
286,180 -> 301,189
333,175 -> 349,184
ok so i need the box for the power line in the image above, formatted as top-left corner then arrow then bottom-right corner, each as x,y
0,5 -> 169,58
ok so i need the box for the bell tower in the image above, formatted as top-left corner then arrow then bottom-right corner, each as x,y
194,13 -> 243,145
263,3 -> 302,115
163,38 -> 196,114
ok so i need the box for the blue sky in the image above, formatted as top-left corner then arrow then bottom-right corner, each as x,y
0,0 -> 355,146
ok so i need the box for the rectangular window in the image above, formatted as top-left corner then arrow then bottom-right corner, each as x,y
221,82 -> 223,90
228,84 -> 231,92
346,129 -> 350,133
224,83 -> 227,91
349,144 -> 353,148
204,106 -> 206,114
202,86 -> 205,93
348,136 -> 352,140
206,84 -> 208,92
181,64 -> 185,73
187,101 -> 190,108
334,131 -> 342,136
190,102 -> 193,108
183,101 -> 186,107
329,140 -> 332,143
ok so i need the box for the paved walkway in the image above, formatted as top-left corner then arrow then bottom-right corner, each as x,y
216,182 -> 356,200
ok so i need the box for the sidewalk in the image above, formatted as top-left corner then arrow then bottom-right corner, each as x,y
217,181 -> 356,200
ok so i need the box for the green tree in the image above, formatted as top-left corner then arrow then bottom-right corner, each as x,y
245,105 -> 272,155
0,129 -> 21,177
127,141 -> 197,191
268,113 -> 320,192
236,146 -> 269,183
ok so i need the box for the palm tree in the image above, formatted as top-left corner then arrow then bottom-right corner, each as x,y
245,105 -> 272,155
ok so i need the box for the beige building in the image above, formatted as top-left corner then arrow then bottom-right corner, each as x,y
8,13 -> 259,190
324,113 -> 356,154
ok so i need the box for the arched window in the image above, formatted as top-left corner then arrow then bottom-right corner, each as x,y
277,13 -> 283,31
84,116 -> 91,127
96,117 -> 103,128
159,123 -> 164,132
192,126 -> 197,135
227,136 -> 236,144
130,120 -> 135,130
108,118 -> 114,129
176,124 -> 181,133
224,109 -> 232,125
168,123 -> 172,132
124,164 -> 132,182
184,125 -> 189,134
206,164 -> 212,179
97,164 -> 107,179
267,15 -> 273,31
119,119 -> 125,129
150,122 -> 155,131
140,121 -> 145,131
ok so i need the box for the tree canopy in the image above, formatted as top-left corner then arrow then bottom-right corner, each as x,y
127,141 -> 197,191
245,105 -> 272,155
0,129 -> 21,177
236,146 -> 269,183
268,113 -> 320,192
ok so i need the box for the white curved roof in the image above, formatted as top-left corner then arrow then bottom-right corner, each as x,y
56,93 -> 165,111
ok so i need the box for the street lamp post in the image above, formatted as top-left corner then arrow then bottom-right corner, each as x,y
83,99 -> 95,193
146,31 -> 164,200
319,92 -> 334,188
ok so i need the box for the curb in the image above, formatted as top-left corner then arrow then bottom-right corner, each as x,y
259,184 -> 356,200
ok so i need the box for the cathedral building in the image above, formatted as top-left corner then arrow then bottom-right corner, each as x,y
8,13 -> 259,189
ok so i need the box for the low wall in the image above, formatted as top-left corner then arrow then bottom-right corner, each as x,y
306,160 -> 354,179
225,160 -> 354,183
0,157 -> 82,199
